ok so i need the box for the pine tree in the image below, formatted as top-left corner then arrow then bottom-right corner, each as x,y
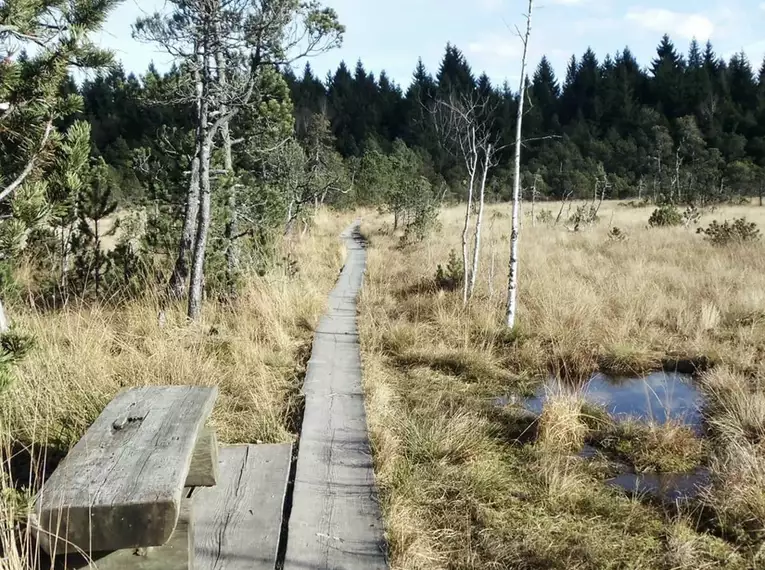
327,62 -> 359,155
72,158 -> 118,298
529,56 -> 560,135
0,0 -> 118,205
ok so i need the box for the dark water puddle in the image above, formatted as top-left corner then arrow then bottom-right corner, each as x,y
523,371 -> 703,427
606,468 -> 710,503
494,372 -> 708,503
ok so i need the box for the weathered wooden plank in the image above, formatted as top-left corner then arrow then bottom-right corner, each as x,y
52,500 -> 193,570
186,427 -> 219,487
284,222 -> 389,570
36,385 -> 218,554
194,444 -> 291,570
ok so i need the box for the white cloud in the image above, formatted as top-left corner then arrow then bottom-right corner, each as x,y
548,0 -> 588,5
468,34 -> 520,59
760,2 -> 765,10
625,8 -> 714,40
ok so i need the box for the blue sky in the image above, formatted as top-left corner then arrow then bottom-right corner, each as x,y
96,0 -> 765,89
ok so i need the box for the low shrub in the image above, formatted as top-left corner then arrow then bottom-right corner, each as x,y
648,204 -> 682,227
607,226 -> 626,242
434,249 -> 464,291
536,209 -> 554,225
697,218 -> 760,246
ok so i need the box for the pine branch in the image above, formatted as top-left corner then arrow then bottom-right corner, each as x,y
0,119 -> 54,204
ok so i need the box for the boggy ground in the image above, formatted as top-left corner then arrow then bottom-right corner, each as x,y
359,202 -> 765,569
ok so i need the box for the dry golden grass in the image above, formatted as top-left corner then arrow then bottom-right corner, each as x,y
0,209 -> 355,569
0,209 -> 353,449
537,385 -> 587,453
360,201 -> 765,569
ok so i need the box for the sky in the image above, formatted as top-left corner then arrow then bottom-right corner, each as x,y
96,0 -> 765,89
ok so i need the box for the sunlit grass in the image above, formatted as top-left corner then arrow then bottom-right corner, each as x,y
359,200 -> 765,568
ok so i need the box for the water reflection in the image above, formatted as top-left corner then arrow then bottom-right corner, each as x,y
606,469 -> 709,502
524,371 -> 703,427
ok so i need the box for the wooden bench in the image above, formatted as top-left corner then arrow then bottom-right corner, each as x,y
33,386 -> 292,570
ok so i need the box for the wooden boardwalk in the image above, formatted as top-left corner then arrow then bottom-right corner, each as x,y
36,223 -> 386,570
195,444 -> 291,570
283,222 -> 388,570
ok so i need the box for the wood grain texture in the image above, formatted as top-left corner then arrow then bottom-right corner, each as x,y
52,500 -> 193,570
283,223 -> 389,570
36,385 -> 218,554
186,427 -> 219,487
194,444 -> 291,570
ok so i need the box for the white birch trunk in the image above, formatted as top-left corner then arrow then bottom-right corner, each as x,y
468,143 -> 491,299
505,0 -> 533,328
0,297 -> 8,334
217,39 -> 238,296
461,142 -> 478,305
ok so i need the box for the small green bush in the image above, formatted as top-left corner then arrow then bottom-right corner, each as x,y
0,328 -> 35,395
697,218 -> 760,246
607,226 -> 626,242
682,205 -> 701,227
536,209 -> 554,225
648,204 -> 682,227
569,204 -> 598,229
435,249 -> 464,291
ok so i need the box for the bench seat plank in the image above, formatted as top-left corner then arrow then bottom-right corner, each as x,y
36,386 -> 218,554
194,444 -> 291,570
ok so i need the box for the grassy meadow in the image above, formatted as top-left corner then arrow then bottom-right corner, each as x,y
2,210 -> 358,449
3,200 -> 765,569
359,201 -> 765,569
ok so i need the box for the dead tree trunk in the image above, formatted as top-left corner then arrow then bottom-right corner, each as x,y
168,44 -> 203,300
188,33 -> 213,321
506,0 -> 533,329
469,143 -> 491,299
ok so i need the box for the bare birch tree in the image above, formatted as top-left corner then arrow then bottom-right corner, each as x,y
469,142 -> 499,298
505,0 -> 533,328
433,93 -> 499,304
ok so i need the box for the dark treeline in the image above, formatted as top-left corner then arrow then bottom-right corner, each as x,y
80,35 -> 765,207
6,30 -> 760,312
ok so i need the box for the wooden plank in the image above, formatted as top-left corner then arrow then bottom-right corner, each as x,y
36,386 -> 218,554
194,444 -> 291,570
284,222 -> 389,570
186,427 -> 219,487
52,500 -> 193,570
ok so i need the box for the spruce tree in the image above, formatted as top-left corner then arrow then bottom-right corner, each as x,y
436,43 -> 476,97
650,34 -> 686,118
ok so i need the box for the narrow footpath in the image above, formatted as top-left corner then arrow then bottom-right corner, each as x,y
282,221 -> 389,570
